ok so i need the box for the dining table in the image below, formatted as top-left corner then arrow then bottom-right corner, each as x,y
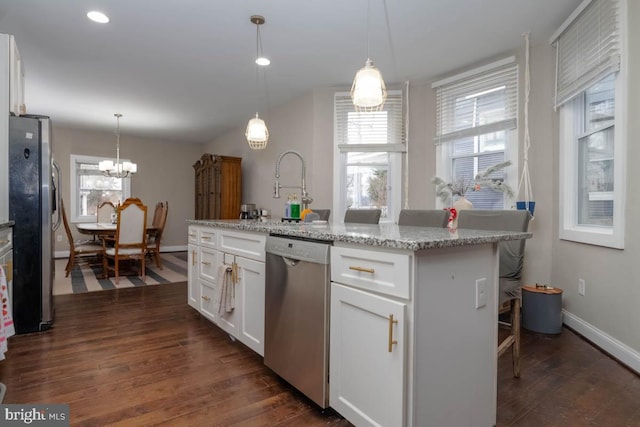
76,222 -> 158,238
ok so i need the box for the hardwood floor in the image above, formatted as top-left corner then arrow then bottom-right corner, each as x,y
0,282 -> 638,426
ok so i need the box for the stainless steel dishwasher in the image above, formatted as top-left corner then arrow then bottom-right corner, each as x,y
264,234 -> 331,408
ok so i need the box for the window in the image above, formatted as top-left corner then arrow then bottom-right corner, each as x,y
554,0 -> 626,248
433,58 -> 519,209
70,155 -> 131,223
333,90 -> 404,222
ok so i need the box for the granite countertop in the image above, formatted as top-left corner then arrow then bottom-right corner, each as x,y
0,221 -> 15,230
187,219 -> 532,251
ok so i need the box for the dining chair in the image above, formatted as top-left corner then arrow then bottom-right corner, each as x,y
102,198 -> 148,284
97,201 -> 116,223
311,209 -> 331,221
146,201 -> 169,269
398,209 -> 449,227
344,208 -> 382,224
61,199 -> 104,277
457,209 -> 531,377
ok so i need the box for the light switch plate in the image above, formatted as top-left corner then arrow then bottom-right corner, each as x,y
475,278 -> 487,309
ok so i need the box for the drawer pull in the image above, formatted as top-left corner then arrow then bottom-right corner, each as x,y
349,266 -> 375,274
201,295 -> 211,302
201,236 -> 211,240
191,250 -> 197,266
388,314 -> 398,352
189,233 -> 196,237
0,240 -> 9,245
201,261 -> 211,266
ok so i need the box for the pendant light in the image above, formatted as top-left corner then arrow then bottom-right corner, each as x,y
245,15 -> 269,150
98,113 -> 137,178
351,0 -> 387,112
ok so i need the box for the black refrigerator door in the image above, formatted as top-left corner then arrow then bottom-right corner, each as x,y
9,116 -> 44,334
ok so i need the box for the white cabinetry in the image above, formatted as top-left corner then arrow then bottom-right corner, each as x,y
1,34 -> 26,221
187,225 -> 266,356
8,35 -> 25,116
331,243 -> 498,427
330,246 -> 410,427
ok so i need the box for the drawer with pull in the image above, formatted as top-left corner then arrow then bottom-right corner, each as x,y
198,228 -> 217,248
331,246 -> 410,299
199,247 -> 219,282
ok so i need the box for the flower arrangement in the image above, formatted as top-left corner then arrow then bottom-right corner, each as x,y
432,161 -> 515,205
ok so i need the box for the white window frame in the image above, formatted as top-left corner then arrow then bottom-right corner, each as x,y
69,154 -> 132,223
556,0 -> 627,249
558,74 -> 626,248
333,90 -> 404,223
433,57 -> 519,209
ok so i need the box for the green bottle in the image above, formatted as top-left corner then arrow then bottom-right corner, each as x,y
290,194 -> 300,219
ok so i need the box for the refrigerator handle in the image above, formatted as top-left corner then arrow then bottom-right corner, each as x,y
52,160 -> 62,231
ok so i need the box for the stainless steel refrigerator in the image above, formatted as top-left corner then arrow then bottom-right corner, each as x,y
9,114 -> 61,334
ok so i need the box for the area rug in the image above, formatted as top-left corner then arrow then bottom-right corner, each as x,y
54,252 -> 188,295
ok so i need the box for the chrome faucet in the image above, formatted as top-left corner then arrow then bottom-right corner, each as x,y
273,150 -> 313,210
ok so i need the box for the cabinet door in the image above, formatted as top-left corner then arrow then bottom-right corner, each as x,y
216,253 -> 239,336
187,244 -> 199,310
330,283 -> 406,427
236,256 -> 265,356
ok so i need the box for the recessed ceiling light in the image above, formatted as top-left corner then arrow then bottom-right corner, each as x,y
87,11 -> 110,24
255,57 -> 270,66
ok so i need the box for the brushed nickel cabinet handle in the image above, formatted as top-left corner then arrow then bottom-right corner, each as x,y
349,266 -> 375,274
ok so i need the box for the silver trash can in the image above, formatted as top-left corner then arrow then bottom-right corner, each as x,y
522,285 -> 563,334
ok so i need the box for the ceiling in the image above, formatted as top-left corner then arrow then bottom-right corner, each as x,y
1,0 -> 581,144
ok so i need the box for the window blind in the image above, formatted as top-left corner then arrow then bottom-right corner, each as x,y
335,90 -> 405,152
551,0 -> 619,108
432,59 -> 518,145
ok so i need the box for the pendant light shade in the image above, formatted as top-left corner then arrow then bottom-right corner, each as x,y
351,58 -> 387,112
245,113 -> 269,149
246,15 -> 269,150
350,0 -> 388,112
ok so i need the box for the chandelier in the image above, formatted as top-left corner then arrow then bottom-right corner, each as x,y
245,15 -> 269,150
99,113 -> 137,178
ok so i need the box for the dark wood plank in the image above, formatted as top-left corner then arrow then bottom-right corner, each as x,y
1,282 -> 638,426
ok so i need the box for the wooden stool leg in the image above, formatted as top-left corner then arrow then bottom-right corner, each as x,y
512,298 -> 521,378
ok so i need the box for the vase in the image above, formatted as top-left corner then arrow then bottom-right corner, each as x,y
451,196 -> 473,229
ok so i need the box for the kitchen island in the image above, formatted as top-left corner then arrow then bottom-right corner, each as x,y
187,219 -> 531,427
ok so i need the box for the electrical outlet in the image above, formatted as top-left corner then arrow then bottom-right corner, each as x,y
578,278 -> 585,296
56,235 -> 62,242
475,278 -> 487,309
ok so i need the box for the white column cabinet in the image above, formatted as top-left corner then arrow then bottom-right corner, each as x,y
1,33 -> 26,221
330,246 -> 409,427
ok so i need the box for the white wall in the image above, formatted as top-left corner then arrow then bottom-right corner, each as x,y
551,1 -> 640,360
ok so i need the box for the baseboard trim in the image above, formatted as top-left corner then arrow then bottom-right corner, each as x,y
563,309 -> 640,375
54,245 -> 188,260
